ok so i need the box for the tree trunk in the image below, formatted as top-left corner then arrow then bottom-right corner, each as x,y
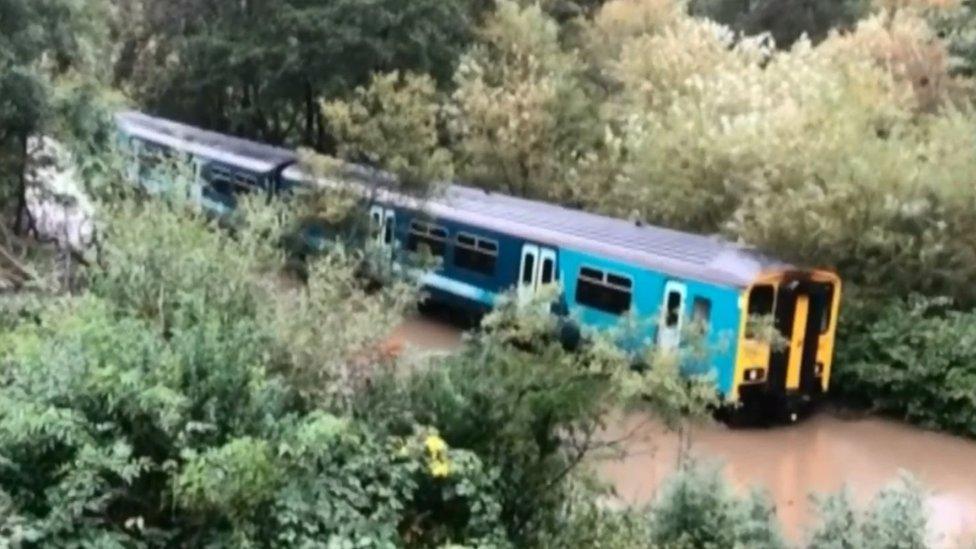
305,81 -> 315,146
12,133 -> 34,236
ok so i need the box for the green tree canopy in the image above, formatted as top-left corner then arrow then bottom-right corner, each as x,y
116,0 -> 482,148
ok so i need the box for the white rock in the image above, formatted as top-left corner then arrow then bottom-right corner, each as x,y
24,136 -> 96,256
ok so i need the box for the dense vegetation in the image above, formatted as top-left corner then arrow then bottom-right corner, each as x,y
0,173 -> 932,545
2,0 -> 976,545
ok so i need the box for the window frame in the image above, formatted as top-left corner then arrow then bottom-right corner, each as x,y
407,219 -> 449,257
691,296 -> 712,331
574,265 -> 634,316
453,231 -> 499,276
745,284 -> 776,339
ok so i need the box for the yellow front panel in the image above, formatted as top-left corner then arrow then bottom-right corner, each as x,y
816,278 -> 842,391
786,295 -> 809,390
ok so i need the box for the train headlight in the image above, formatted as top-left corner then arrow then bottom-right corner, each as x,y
743,368 -> 766,383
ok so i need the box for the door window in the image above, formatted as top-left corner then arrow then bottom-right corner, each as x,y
658,281 -> 686,349
521,254 -> 535,284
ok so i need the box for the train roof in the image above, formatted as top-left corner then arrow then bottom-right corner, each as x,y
282,164 -> 788,288
115,111 -> 297,174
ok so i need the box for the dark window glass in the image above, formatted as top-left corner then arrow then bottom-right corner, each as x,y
541,258 -> 554,284
383,220 -> 394,245
205,165 -> 256,197
748,285 -> 775,316
607,273 -> 632,289
820,285 -> 835,334
370,212 -> 382,241
575,267 -> 632,315
692,297 -> 712,328
521,254 -> 535,284
746,285 -> 775,338
665,291 -> 682,327
407,221 -> 447,257
580,267 -> 603,281
454,233 -> 497,275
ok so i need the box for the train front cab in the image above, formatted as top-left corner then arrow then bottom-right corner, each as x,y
732,270 -> 841,420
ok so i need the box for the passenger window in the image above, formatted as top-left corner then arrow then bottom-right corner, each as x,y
575,267 -> 632,315
746,285 -> 775,339
454,232 -> 498,275
521,254 -> 535,284
748,285 -> 775,316
540,258 -> 554,285
665,291 -> 683,328
692,297 -> 711,328
407,220 -> 448,257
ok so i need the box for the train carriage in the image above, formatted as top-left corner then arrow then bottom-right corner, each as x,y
116,112 -> 297,213
117,111 -> 841,416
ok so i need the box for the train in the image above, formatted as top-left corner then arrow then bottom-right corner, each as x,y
116,110 -> 842,418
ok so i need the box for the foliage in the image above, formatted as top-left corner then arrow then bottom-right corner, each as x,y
113,0 -> 479,147
647,460 -> 786,549
449,1 -> 603,201
689,0 -> 869,48
0,188 -> 518,546
807,475 -> 928,549
833,295 -> 976,437
322,71 -> 454,188
358,292 -> 717,545
647,462 -> 930,549
0,0 -> 111,229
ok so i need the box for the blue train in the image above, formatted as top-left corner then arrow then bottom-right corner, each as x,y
116,111 -> 842,414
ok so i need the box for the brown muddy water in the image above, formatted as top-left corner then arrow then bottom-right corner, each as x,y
391,315 -> 976,546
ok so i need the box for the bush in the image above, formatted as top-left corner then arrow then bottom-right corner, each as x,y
358,292 -> 717,546
834,295 -> 976,437
646,462 -> 929,549
0,192 -> 512,546
647,461 -> 785,549
808,475 -> 928,549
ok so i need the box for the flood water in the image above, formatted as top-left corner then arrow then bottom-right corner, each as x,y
391,315 -> 976,546
600,413 -> 976,546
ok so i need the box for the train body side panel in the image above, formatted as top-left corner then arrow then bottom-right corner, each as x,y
559,247 -> 743,396
390,206 -> 525,311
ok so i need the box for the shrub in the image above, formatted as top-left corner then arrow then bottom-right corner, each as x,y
647,461 -> 785,549
807,475 -> 928,549
0,191 -> 511,546
833,295 -> 976,437
358,293 -> 717,546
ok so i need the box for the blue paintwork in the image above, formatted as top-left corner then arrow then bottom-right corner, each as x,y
120,120 -> 752,399
124,134 -> 276,216
559,248 -> 742,395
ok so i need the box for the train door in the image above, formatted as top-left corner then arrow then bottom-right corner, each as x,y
658,281 -> 687,351
799,282 -> 833,393
368,206 -> 397,252
518,244 -> 557,304
769,280 -> 833,396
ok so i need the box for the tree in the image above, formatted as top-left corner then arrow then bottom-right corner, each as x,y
689,0 -> 869,48
322,71 -> 454,189
116,0 -> 480,149
0,0 -> 109,234
450,1 -> 603,202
